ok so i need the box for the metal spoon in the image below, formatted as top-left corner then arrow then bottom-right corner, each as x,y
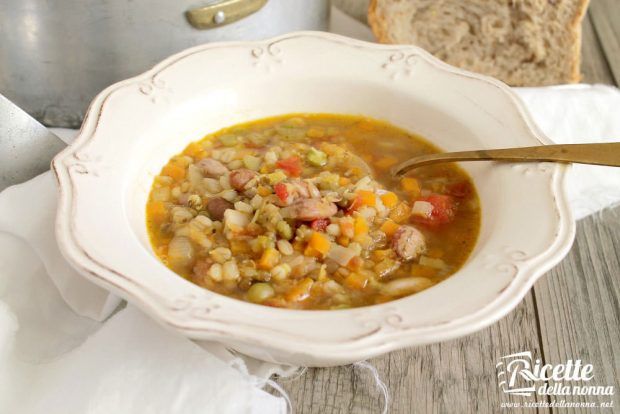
391,143 -> 620,177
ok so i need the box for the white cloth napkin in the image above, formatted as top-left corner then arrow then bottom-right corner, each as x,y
0,144 -> 290,414
516,85 -> 620,219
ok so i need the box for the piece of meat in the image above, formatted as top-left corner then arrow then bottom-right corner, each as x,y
287,198 -> 338,221
274,180 -> 319,206
310,218 -> 330,231
197,158 -> 228,177
177,193 -> 190,206
391,225 -> 426,261
206,197 -> 233,221
229,169 -> 258,191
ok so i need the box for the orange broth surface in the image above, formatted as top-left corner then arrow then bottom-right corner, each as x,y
146,114 -> 480,309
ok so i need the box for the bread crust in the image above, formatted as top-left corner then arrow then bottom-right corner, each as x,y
368,0 -> 591,86
570,0 -> 591,82
367,0 -> 389,44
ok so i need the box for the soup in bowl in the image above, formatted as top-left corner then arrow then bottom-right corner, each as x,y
147,114 -> 480,309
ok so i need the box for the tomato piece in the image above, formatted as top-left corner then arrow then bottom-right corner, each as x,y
276,156 -> 302,177
412,194 -> 456,225
446,181 -> 472,198
274,183 -> 288,203
346,195 -> 362,214
310,218 -> 330,231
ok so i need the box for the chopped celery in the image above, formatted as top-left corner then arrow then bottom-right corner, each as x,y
307,147 -> 327,167
266,170 -> 287,184
219,134 -> 239,146
243,155 -> 261,171
276,221 -> 293,240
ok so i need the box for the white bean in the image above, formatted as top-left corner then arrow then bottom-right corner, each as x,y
250,194 -> 263,210
326,223 -> 340,236
219,174 -> 232,190
264,151 -> 278,164
382,277 -> 433,296
203,178 -> 222,194
210,247 -> 232,264
271,263 -> 291,281
208,263 -> 223,281
234,201 -> 253,214
222,260 -> 240,281
277,239 -> 294,256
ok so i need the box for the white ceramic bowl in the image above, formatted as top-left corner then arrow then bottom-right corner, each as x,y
53,32 -> 575,366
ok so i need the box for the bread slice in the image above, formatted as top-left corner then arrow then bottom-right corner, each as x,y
368,0 -> 590,86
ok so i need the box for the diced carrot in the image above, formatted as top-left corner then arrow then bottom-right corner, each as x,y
389,202 -> 411,223
339,177 -> 350,186
353,216 -> 369,236
357,190 -> 376,207
346,256 -> 364,271
303,245 -> 322,258
380,219 -> 400,237
183,142 -> 206,158
285,278 -> 314,302
257,185 -> 272,197
308,231 -> 331,255
336,236 -> 350,247
162,163 -> 186,181
401,177 -> 421,196
147,201 -> 167,223
344,272 -> 369,290
380,191 -> 399,208
374,156 -> 399,170
257,248 -> 280,270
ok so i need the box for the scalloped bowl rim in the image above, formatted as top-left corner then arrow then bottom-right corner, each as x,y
52,32 -> 575,366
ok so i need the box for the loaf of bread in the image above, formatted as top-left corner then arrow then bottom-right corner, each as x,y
368,0 -> 590,86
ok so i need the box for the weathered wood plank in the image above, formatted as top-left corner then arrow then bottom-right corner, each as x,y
580,12 -> 615,84
530,7 -> 620,412
532,208 -> 620,412
276,293 -> 549,414
589,0 -> 620,84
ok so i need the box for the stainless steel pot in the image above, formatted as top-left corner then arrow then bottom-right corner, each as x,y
0,0 -> 329,127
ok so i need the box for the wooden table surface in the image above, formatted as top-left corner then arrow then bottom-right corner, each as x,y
275,2 -> 620,412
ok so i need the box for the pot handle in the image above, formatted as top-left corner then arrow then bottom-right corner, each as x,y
186,0 -> 268,29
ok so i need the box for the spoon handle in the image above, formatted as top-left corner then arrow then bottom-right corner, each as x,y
392,142 -> 620,176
